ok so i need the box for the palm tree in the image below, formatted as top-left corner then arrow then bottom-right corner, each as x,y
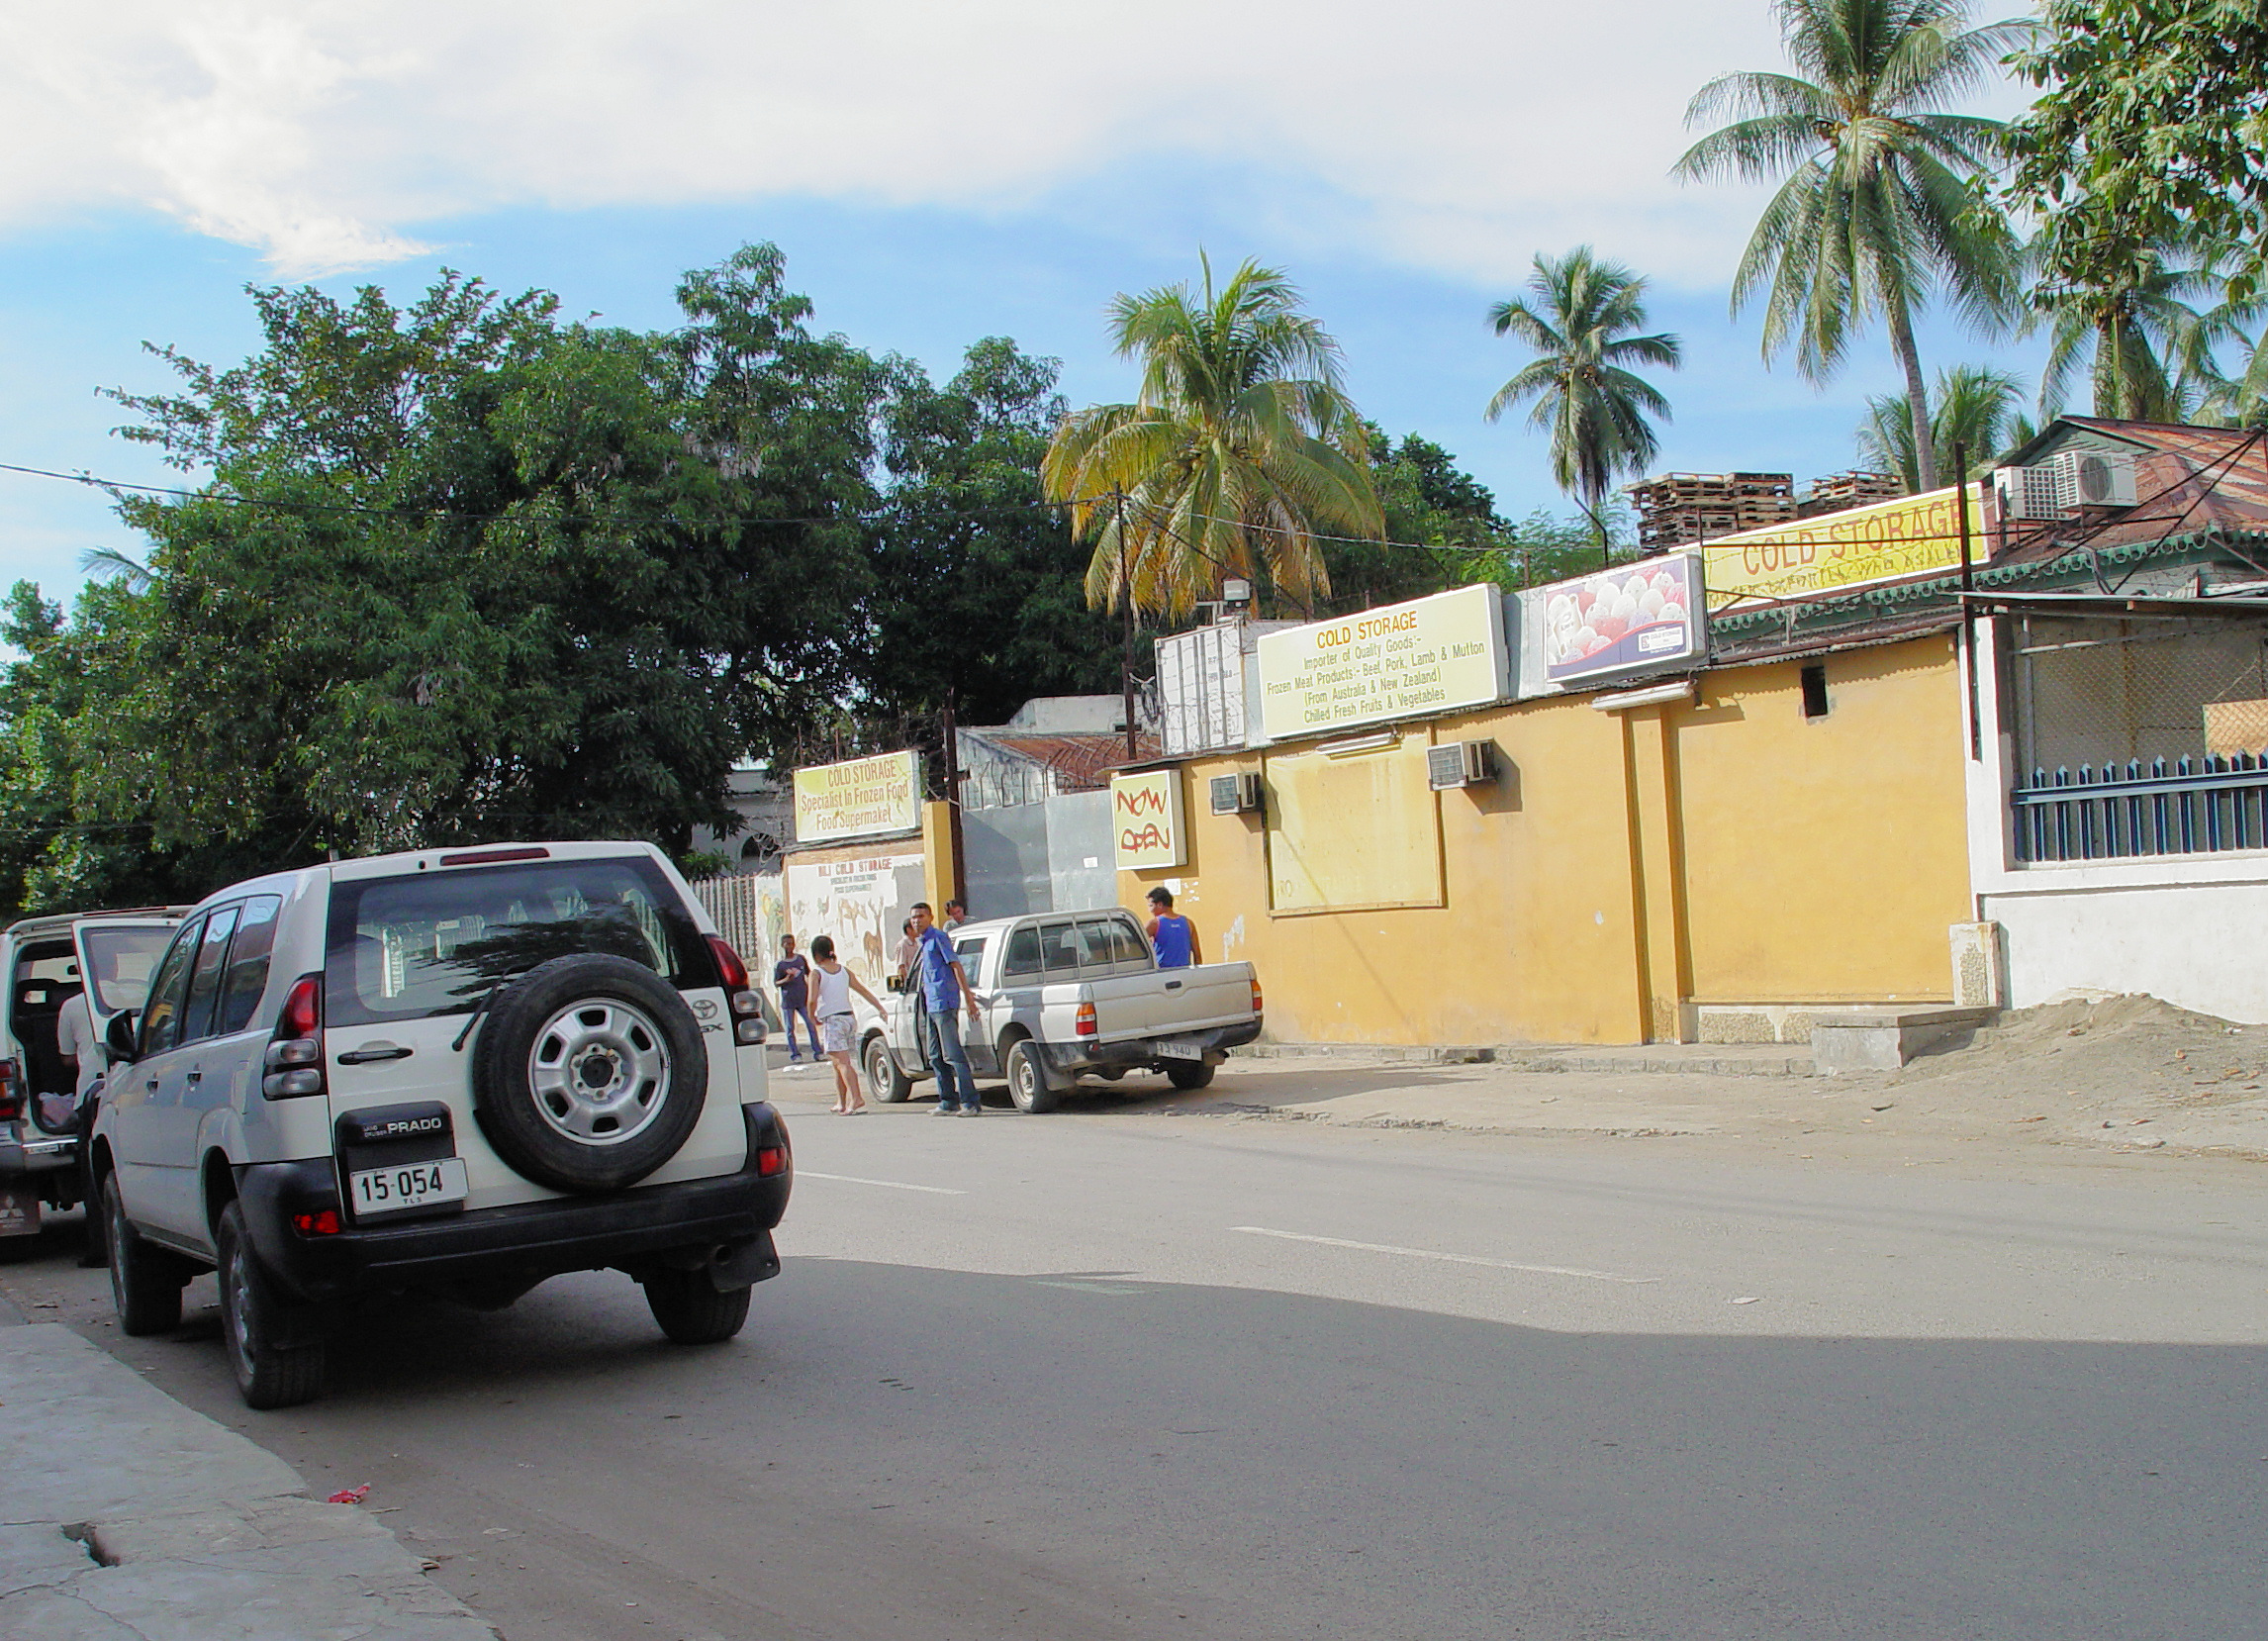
1041,256 -> 1381,620
1674,0 -> 2028,490
1484,246 -> 1681,554
2035,237 -> 2247,423
1855,363 -> 2028,488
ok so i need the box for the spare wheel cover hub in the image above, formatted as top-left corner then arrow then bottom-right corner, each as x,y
527,998 -> 672,1146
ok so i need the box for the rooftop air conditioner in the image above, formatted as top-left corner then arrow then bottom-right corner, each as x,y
1993,463 -> 2063,521
1209,771 -> 1263,816
2053,448 -> 2138,511
1427,740 -> 1498,791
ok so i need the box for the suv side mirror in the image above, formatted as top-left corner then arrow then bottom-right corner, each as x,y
105,1011 -> 140,1065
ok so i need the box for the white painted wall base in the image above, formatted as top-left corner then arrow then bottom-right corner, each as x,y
1983,880 -> 2268,1023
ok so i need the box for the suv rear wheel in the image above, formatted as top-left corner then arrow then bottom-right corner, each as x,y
217,1203 -> 327,1409
643,1266 -> 752,1345
104,1174 -> 185,1336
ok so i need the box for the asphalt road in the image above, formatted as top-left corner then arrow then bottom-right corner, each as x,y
6,1068 -> 2266,1640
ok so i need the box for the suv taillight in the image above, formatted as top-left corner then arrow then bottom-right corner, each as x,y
0,1058 -> 19,1122
263,973 -> 326,1100
709,935 -> 767,1045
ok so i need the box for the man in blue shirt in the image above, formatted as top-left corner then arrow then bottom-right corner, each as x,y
910,902 -> 984,1115
1145,887 -> 1201,968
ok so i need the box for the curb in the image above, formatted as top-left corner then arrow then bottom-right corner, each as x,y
0,1318 -> 497,1640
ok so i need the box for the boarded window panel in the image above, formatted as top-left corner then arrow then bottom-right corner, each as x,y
1264,740 -> 1444,914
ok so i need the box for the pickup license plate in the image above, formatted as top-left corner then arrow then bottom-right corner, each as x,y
1155,1039 -> 1203,1061
349,1157 -> 468,1216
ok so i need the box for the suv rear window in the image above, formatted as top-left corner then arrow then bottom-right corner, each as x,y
325,857 -> 708,1028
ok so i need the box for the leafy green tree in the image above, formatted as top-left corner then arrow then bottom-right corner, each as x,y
2008,1 -> 2268,305
1674,0 -> 2027,490
1042,255 -> 1384,620
2031,237 -> 2251,422
866,338 -> 1125,727
1855,362 -> 2030,486
11,244 -> 887,909
1484,246 -> 1681,552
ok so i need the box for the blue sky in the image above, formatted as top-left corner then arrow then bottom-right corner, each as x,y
1,1 -> 2046,610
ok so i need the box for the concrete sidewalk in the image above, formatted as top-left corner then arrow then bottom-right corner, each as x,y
0,1296 -> 495,1640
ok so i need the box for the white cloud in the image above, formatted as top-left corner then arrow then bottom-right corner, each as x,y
0,1 -> 2015,285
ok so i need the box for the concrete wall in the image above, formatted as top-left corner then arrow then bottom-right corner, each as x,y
1119,632 -> 1971,1046
1987,880 -> 2268,1019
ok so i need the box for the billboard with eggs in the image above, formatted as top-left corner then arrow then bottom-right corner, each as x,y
1515,553 -> 1704,697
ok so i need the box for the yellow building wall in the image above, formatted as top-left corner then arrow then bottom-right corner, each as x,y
1672,635 -> 1970,1003
1117,631 -> 1971,1046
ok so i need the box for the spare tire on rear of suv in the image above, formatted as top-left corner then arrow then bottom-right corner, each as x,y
471,954 -> 709,1194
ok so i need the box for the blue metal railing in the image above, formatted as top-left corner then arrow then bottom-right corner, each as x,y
2014,752 -> 2268,862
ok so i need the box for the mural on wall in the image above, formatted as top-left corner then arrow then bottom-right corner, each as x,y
785,851 -> 926,995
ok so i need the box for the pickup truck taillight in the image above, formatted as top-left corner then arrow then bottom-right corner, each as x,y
708,935 -> 768,1044
262,974 -> 327,1100
1251,977 -> 1264,1017
1075,1001 -> 1097,1038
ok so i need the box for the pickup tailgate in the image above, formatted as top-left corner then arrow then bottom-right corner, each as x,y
1154,961 -> 1257,1033
1085,961 -> 1255,1044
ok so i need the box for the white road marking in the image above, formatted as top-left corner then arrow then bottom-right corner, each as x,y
1230,1225 -> 1656,1284
799,1171 -> 966,1196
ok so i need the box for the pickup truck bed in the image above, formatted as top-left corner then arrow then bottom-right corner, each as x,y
860,909 -> 1262,1112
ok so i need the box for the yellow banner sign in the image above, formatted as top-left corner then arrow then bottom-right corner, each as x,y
1703,482 -> 1986,606
1257,584 -> 1508,742
1111,769 -> 1185,869
793,750 -> 922,844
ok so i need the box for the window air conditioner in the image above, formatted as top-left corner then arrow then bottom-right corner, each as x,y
1209,771 -> 1264,815
2052,448 -> 2138,511
1426,740 -> 1498,791
1992,463 -> 2063,521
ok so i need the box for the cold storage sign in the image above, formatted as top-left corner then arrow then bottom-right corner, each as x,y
1257,584 -> 1509,743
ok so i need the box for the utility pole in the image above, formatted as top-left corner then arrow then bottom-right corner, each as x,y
941,686 -> 967,908
1116,489 -> 1138,762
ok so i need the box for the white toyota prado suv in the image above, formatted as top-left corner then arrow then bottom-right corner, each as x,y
89,841 -> 791,1408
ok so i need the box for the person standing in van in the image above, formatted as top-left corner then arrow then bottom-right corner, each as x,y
1145,887 -> 1201,968
807,934 -> 884,1114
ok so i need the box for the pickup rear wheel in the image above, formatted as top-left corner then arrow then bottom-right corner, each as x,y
1005,1038 -> 1057,1114
862,1033 -> 912,1104
1165,1060 -> 1216,1091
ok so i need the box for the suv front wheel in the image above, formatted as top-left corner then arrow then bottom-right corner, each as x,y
217,1203 -> 327,1409
104,1174 -> 186,1336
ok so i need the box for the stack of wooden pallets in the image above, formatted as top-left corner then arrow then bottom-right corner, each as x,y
1627,471 -> 1795,550
1798,470 -> 1906,518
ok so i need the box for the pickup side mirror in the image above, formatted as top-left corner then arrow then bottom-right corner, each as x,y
105,1011 -> 140,1065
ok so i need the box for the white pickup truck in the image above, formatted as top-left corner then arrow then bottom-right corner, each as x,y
858,909 -> 1262,1112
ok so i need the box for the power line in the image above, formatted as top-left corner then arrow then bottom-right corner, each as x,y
0,459 -> 1115,532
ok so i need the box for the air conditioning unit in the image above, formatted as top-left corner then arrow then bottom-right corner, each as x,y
2053,448 -> 2138,510
1209,771 -> 1264,815
1427,740 -> 1498,791
1993,463 -> 2063,521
